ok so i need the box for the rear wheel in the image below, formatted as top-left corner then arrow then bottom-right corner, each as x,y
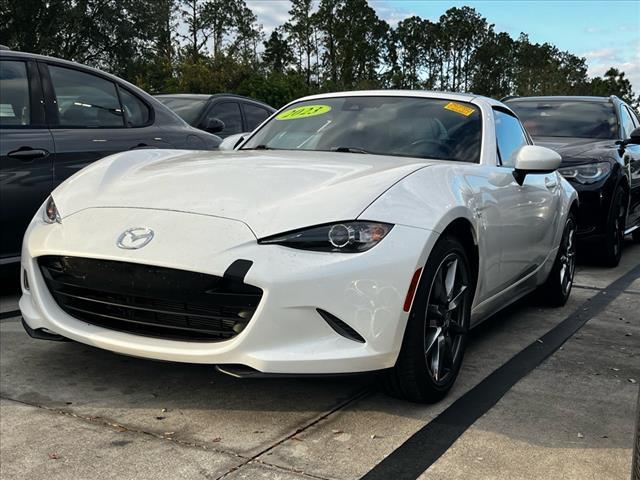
600,187 -> 627,267
540,213 -> 577,307
382,236 -> 473,403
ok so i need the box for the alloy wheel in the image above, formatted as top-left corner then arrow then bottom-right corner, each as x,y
612,197 -> 626,257
423,253 -> 470,385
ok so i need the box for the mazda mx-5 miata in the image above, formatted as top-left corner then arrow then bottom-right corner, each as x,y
20,91 -> 578,403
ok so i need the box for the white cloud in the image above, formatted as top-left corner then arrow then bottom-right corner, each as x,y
369,0 -> 415,26
584,26 -> 607,34
582,48 -> 620,61
582,44 -> 640,92
246,0 -> 291,34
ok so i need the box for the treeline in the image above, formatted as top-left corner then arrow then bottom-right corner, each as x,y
1,0 -> 638,109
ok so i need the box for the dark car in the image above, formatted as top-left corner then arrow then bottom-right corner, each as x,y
155,94 -> 275,138
505,95 -> 640,266
0,50 -> 221,265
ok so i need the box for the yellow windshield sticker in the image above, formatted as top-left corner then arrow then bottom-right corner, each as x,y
276,105 -> 332,120
444,102 -> 475,117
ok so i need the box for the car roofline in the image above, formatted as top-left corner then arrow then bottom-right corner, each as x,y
504,95 -> 618,103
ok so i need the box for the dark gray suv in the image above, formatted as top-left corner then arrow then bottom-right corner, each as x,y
0,50 -> 221,265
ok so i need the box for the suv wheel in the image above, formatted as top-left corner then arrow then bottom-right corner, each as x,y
601,187 -> 627,267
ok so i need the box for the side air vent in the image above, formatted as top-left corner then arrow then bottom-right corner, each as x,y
317,309 -> 365,343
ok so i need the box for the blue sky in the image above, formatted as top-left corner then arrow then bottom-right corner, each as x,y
246,0 -> 640,91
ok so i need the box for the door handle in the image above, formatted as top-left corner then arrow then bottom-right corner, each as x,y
544,177 -> 558,189
7,148 -> 49,161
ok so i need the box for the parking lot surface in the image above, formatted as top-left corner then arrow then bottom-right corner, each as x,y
1,243 -> 638,480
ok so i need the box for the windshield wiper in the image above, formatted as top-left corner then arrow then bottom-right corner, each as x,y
331,146 -> 370,154
243,144 -> 271,150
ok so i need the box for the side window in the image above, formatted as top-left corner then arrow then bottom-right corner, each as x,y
119,88 -> 150,127
49,65 -> 124,128
243,103 -> 271,131
206,102 -> 242,137
0,60 -> 30,127
620,106 -> 637,137
494,110 -> 528,167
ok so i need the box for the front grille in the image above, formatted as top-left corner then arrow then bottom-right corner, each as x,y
39,256 -> 262,342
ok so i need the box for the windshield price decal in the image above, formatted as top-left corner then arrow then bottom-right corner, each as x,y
276,105 -> 332,120
444,102 -> 476,117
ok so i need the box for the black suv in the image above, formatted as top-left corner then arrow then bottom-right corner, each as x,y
155,94 -> 275,138
0,50 -> 221,265
505,96 -> 640,266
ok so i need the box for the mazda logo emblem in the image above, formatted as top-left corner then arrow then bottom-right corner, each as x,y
117,227 -> 155,250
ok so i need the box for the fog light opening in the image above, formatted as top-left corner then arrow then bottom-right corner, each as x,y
22,269 -> 30,291
232,322 -> 248,334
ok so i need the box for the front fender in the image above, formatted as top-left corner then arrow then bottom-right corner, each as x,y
358,163 -> 479,234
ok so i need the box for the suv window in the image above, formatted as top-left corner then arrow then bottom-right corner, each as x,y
0,60 -> 30,127
49,65 -> 124,128
120,88 -> 150,127
206,102 -> 242,137
494,109 -> 528,167
620,105 -> 637,137
507,100 -> 617,139
243,103 -> 271,131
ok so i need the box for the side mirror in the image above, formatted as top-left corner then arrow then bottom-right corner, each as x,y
218,132 -> 247,151
204,117 -> 225,134
512,145 -> 562,186
625,126 -> 640,145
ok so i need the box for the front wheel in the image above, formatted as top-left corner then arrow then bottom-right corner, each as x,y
540,213 -> 577,307
382,236 -> 473,403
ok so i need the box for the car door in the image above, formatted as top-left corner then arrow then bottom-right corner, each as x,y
41,62 -> 169,187
242,102 -> 272,132
491,109 -> 561,291
0,58 -> 54,262
201,100 -> 243,139
620,104 -> 640,228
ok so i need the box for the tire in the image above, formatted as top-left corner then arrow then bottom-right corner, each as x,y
632,228 -> 640,243
600,187 -> 627,267
382,235 -> 473,403
540,213 -> 577,307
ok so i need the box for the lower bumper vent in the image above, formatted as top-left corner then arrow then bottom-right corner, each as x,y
317,308 -> 365,343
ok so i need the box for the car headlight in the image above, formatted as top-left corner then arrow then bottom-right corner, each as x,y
259,221 -> 393,252
43,196 -> 61,224
559,162 -> 611,184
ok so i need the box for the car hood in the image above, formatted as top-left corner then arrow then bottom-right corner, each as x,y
54,149 -> 431,238
533,136 -> 618,165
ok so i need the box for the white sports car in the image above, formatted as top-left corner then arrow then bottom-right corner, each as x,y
20,91 -> 578,402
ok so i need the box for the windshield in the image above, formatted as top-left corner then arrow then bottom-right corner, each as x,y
242,96 -> 482,163
156,96 -> 208,124
508,100 -> 617,139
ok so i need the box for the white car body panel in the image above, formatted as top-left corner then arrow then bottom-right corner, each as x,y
20,90 -> 578,374
54,149 -> 430,238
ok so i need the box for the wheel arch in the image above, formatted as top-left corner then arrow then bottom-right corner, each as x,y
439,217 -> 479,290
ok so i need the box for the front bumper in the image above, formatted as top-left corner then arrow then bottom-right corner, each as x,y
20,207 -> 435,373
566,174 -> 616,239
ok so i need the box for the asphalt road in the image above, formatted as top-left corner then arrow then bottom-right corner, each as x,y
1,242 -> 638,480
